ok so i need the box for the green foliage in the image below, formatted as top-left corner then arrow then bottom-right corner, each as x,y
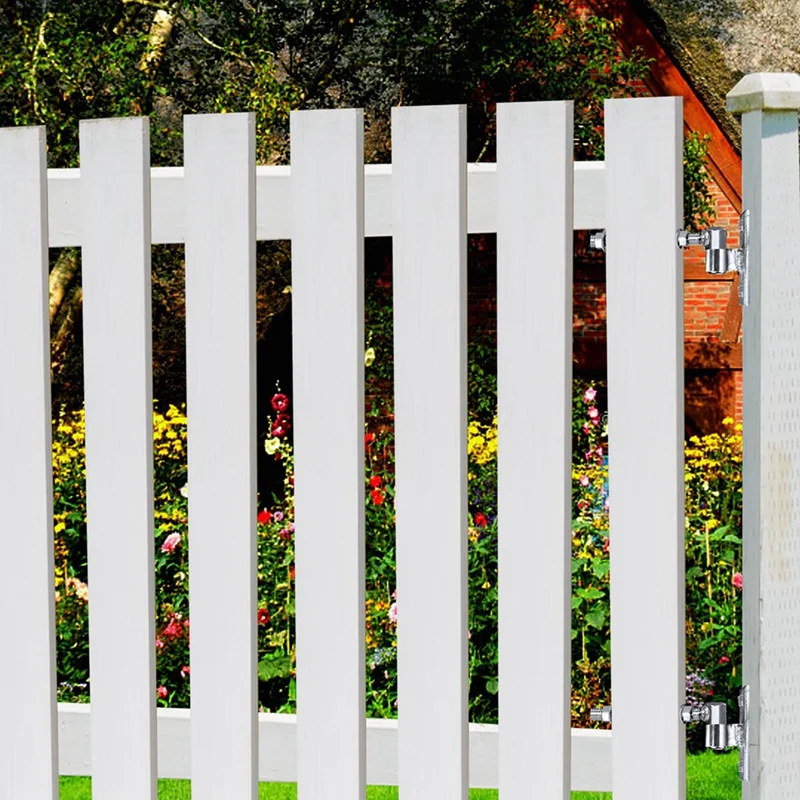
684,131 -> 717,230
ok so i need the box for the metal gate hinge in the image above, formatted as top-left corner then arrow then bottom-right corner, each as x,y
588,211 -> 751,307
676,211 -> 751,306
590,684 -> 750,783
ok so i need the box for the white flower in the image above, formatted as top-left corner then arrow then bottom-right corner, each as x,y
265,437 -> 281,455
180,483 -> 189,498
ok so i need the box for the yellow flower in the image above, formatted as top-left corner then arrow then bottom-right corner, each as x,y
364,347 -> 376,367
265,437 -> 281,455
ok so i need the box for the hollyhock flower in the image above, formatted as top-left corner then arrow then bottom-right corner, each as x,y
271,393 -> 289,413
161,532 -> 181,553
163,616 -> 183,640
579,475 -> 590,487
719,656 -> 730,665
272,422 -> 288,437
180,665 -> 191,678
388,602 -> 398,624
155,638 -> 164,650
583,423 -> 591,434
257,608 -> 270,626
274,511 -> 284,522
157,686 -> 168,699
369,475 -> 382,488
365,432 -> 375,446
584,388 -> 597,402
474,512 -> 488,528
258,509 -> 272,525
279,528 -> 291,540
588,407 -> 599,419
732,572 -> 743,590
288,523 -> 295,533
265,437 -> 281,455
371,489 -> 385,505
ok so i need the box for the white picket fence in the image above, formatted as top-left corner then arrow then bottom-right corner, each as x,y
1,72 -> 800,800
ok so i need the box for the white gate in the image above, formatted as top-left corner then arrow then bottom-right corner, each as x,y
1,72 -> 799,800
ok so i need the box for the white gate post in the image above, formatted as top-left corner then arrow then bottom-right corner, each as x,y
727,72 -> 800,799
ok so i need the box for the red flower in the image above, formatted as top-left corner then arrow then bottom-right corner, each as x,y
258,509 -> 272,525
719,656 -> 730,665
603,537 -> 610,554
258,607 -> 271,626
272,393 -> 289,413
289,565 -> 295,580
180,665 -> 191,678
474,512 -> 488,528
365,433 -> 375,446
732,572 -> 743,590
157,686 -> 168,699
272,423 -> 288,438
369,475 -> 382,488
371,489 -> 385,505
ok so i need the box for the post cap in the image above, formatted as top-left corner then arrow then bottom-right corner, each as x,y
727,72 -> 800,114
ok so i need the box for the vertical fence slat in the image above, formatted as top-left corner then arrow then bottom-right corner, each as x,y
605,97 -> 685,800
184,112 -> 258,800
729,73 -> 800,800
80,117 -> 157,800
290,108 -> 365,800
496,100 -> 574,799
0,126 -> 58,800
392,104 -> 469,800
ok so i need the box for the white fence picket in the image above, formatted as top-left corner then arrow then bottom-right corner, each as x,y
392,104 -> 469,800
729,72 -> 800,800
184,112 -> 259,800
79,117 -> 158,800
605,97 -> 685,800
0,126 -> 59,800
496,100 -> 574,800
290,108 -> 366,800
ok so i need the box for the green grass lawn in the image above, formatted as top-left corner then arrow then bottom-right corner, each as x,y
58,750 -> 740,799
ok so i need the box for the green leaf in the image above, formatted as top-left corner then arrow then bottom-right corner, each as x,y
571,628 -> 578,640
258,652 -> 293,682
592,559 -> 610,578
571,596 -> 582,609
486,677 -> 498,695
576,587 -> 604,600
585,607 -> 607,629
289,677 -> 297,701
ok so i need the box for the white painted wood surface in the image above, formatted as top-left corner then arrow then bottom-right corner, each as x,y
56,704 -> 614,790
496,100 -> 574,800
79,117 -> 157,800
44,161 -> 606,245
604,97 -> 685,800
392,104 -> 469,800
0,126 -> 59,800
184,113 -> 258,800
290,108 -> 366,800
732,73 -> 800,800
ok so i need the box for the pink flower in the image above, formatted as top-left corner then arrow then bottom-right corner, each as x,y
588,407 -> 599,419
579,475 -> 590,487
582,423 -> 591,434
274,511 -> 284,522
388,602 -> 398,624
719,656 -> 730,665
732,572 -> 743,590
161,532 -> 181,553
157,686 -> 168,699
181,665 -> 191,678
584,388 -> 597,402
155,638 -> 164,650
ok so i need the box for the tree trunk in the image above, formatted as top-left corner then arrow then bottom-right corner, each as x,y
48,248 -> 79,325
